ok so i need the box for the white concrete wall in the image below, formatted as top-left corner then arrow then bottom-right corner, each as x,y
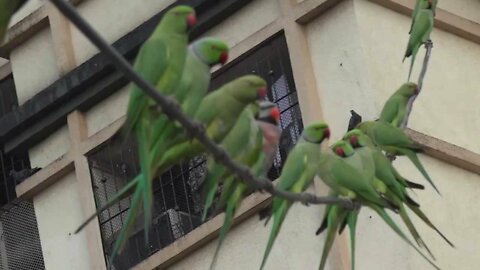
86,85 -> 129,136
72,0 -> 175,65
10,28 -> 59,105
200,0 -> 280,49
28,125 -> 70,168
33,172 -> 92,270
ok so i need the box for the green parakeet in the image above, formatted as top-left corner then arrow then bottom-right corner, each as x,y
0,0 -> 27,42
153,75 -> 268,174
344,129 -> 454,248
379,83 -> 419,128
202,102 -> 280,221
410,0 -> 437,34
325,141 -> 439,269
332,141 -> 435,260
404,7 -> 434,81
124,5 -> 196,137
140,37 -> 229,244
74,75 -> 267,240
356,121 -> 440,194
208,102 -> 281,270
260,122 -> 331,270
117,6 -> 196,259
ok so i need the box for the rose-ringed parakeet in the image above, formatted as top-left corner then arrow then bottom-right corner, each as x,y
404,7 -> 434,81
208,102 -> 281,270
153,75 -> 268,174
107,75 -> 267,262
202,102 -> 280,221
0,0 -> 27,42
260,122 -> 331,270
109,6 -> 196,261
140,37 -> 229,244
324,141 -> 440,269
356,121 -> 440,194
74,75 -> 267,238
344,129 -> 454,248
379,83 -> 419,128
410,0 -> 437,34
332,141 -> 436,260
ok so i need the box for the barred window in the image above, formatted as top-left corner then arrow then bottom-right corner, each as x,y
88,34 -> 304,269
0,76 -> 45,269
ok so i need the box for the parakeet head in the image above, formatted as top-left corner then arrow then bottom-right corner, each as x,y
161,5 -> 197,33
191,38 -> 229,66
330,140 -> 355,158
343,129 -> 370,148
230,75 -> 268,103
302,122 -> 330,144
396,82 -> 419,97
258,101 -> 281,125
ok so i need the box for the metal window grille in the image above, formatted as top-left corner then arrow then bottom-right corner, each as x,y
88,34 -> 303,270
0,76 -> 45,270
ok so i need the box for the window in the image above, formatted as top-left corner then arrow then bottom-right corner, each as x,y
88,34 -> 303,269
0,76 -> 45,269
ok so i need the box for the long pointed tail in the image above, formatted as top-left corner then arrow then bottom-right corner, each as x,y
403,149 -> 440,194
210,185 -> 244,270
138,127 -> 153,246
108,186 -> 143,268
398,204 -> 435,260
75,176 -> 139,234
202,166 -> 227,221
347,211 -> 359,270
408,205 -> 455,248
367,203 -> 441,270
318,208 -> 344,270
260,201 -> 289,270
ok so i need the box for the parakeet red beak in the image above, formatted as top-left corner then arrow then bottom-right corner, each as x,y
187,14 -> 197,29
270,107 -> 281,123
335,147 -> 345,157
414,86 -> 420,95
257,86 -> 268,100
219,52 -> 229,65
324,128 -> 331,139
350,135 -> 358,147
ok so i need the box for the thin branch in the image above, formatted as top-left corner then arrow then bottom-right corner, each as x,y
47,0 -> 354,209
401,39 -> 433,129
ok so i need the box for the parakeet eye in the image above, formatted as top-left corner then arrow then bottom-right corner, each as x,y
414,86 -> 420,95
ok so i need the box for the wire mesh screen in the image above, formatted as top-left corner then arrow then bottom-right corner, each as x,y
88,34 -> 303,269
0,201 -> 45,270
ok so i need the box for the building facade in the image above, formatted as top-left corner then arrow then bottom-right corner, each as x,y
0,0 -> 479,269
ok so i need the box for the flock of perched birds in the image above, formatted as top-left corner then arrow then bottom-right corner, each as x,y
0,0 -> 451,269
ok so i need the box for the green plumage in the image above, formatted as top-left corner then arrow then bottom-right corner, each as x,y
204,101 -> 281,269
261,122 -> 330,270
344,129 -> 454,248
404,8 -> 434,81
356,121 -> 440,193
153,75 -> 267,174
379,83 -> 418,128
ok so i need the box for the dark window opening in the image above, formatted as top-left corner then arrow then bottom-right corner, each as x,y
88,34 -> 303,270
0,76 -> 45,269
